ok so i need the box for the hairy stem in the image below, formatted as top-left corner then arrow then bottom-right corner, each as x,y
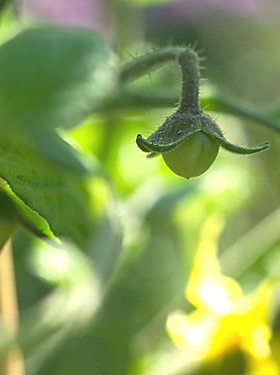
178,50 -> 200,112
119,46 -> 184,84
116,46 -> 280,135
119,47 -> 200,113
96,89 -> 280,134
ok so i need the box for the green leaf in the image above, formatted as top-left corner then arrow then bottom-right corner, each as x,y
26,129 -> 90,175
0,26 -> 115,244
0,26 -> 116,172
0,138 -> 97,249
0,181 -> 56,241
0,26 -> 115,132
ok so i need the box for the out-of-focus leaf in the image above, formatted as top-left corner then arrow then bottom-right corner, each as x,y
0,26 -> 114,131
26,129 -> 91,175
0,138 -> 96,249
90,212 -> 123,283
29,184 -> 190,375
0,242 -> 103,372
0,0 -> 9,14
0,26 -> 116,171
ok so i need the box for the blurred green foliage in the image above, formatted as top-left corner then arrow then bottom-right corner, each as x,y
1,1 -> 280,375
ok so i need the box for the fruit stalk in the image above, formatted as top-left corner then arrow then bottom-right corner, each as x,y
178,50 -> 200,113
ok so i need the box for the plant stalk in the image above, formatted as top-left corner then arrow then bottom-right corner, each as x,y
178,50 -> 200,112
0,239 -> 25,375
119,46 -> 184,84
96,90 -> 280,135
116,47 -> 280,135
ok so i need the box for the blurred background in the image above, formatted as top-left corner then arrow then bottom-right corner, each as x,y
1,0 -> 280,374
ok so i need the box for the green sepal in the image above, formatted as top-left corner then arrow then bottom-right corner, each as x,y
137,108 -> 269,157
205,130 -> 270,154
136,110 -> 222,153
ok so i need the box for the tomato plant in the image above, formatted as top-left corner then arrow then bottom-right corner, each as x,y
0,1 -> 280,375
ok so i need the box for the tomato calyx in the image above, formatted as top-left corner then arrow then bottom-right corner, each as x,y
136,109 -> 269,178
137,107 -> 269,154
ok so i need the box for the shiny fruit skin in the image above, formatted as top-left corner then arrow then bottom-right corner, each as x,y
162,132 -> 219,178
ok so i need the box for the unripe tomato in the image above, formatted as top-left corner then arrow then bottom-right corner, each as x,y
162,132 -> 219,178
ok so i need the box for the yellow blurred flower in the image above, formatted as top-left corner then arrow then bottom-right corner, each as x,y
166,215 -> 278,374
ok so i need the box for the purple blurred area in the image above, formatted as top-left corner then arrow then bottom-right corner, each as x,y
142,0 -> 280,103
174,0 -> 265,14
18,0 -> 108,31
15,0 -> 280,103
149,0 -> 267,24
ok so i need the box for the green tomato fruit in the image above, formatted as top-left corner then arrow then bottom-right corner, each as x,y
162,132 -> 219,178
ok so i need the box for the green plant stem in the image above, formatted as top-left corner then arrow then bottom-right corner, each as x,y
119,47 -> 201,112
118,47 -> 280,134
178,50 -> 200,112
204,95 -> 280,134
119,47 -> 184,84
97,90 -> 280,134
